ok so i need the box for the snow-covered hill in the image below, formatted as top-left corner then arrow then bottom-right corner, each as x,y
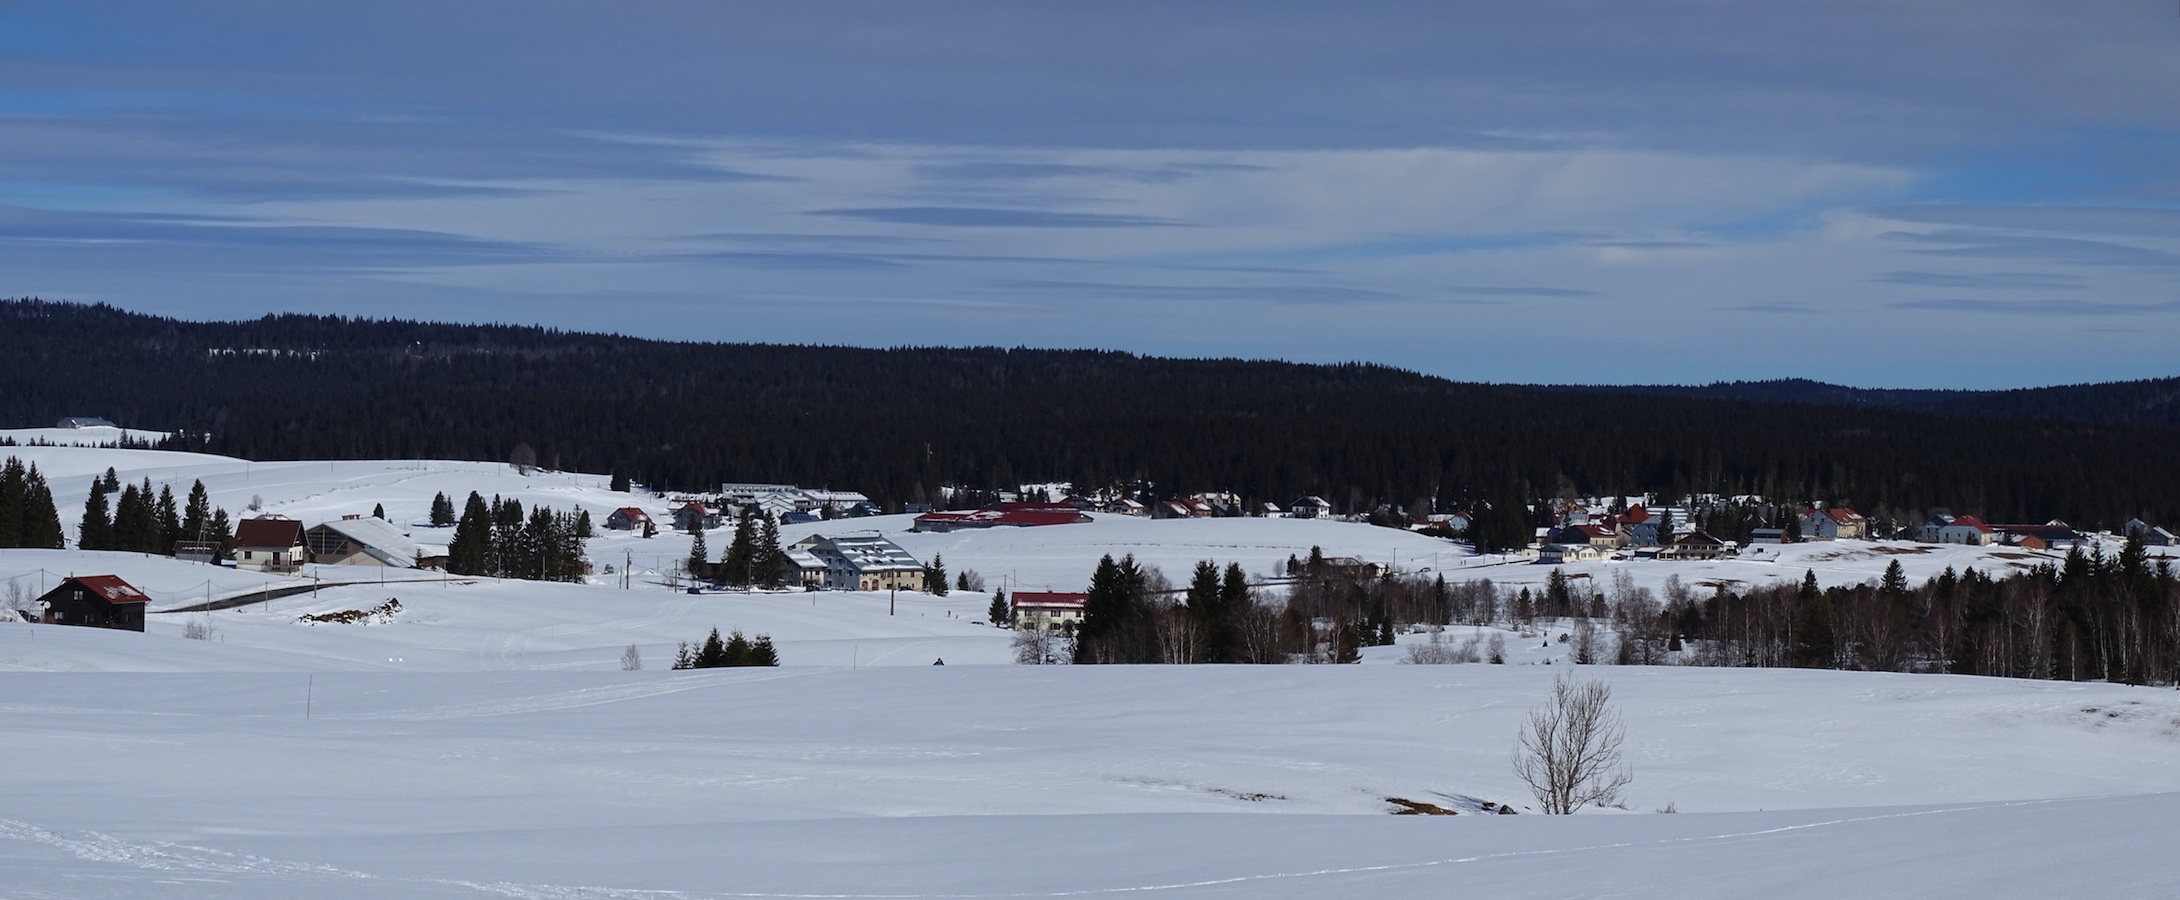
6,442 -> 2179,897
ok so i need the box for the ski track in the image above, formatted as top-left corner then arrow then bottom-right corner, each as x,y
0,799 -> 2072,898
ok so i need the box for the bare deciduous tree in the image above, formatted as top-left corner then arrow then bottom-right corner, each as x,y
182,617 -> 214,640
1513,673 -> 1632,814
1012,629 -> 1056,665
620,643 -> 643,671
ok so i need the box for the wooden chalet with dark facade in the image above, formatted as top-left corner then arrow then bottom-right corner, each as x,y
36,575 -> 149,632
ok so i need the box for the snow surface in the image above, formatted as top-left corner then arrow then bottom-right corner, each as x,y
5,442 -> 2179,896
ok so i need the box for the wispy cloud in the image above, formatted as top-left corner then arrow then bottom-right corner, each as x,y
1874,270 -> 2084,290
987,279 -> 1401,305
1886,297 -> 2180,317
807,207 -> 1182,228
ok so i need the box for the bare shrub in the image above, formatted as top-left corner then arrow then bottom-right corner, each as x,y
1403,629 -> 1483,664
182,617 -> 214,641
1512,672 -> 1633,814
1013,629 -> 1057,665
1487,632 -> 1507,664
621,643 -> 643,671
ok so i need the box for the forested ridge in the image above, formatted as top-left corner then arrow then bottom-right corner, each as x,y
4,298 -> 2179,527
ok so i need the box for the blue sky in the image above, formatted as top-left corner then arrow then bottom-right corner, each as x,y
4,2 -> 2179,387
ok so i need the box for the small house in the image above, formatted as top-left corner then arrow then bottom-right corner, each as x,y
35,575 -> 149,631
1748,528 -> 1787,544
56,416 -> 117,429
2125,518 -> 2177,547
1291,496 -> 1334,519
1537,544 -> 1603,564
1799,506 -> 1868,541
779,545 -> 828,587
1913,514 -> 1956,543
231,515 -> 306,574
1657,531 -> 1729,560
1154,500 -> 1193,519
671,502 -> 721,532
604,507 -> 653,531
1012,591 -> 1088,633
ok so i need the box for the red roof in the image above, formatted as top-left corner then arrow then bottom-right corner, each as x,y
232,516 -> 303,549
59,575 -> 149,604
1012,591 -> 1087,610
613,507 -> 652,521
1950,515 -> 1992,533
1825,508 -> 1865,525
1619,505 -> 1652,524
917,508 -> 1090,528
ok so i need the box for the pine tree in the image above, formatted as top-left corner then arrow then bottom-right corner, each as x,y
721,508 -> 756,587
0,457 -> 23,547
722,629 -> 753,664
156,485 -> 180,553
373,502 -> 387,520
1880,560 -> 1909,599
19,464 -> 63,549
448,491 -> 494,576
183,480 -> 212,541
756,511 -> 784,588
429,492 -> 456,527
988,588 -> 1011,627
1184,559 -> 1222,663
79,476 -> 112,551
686,525 -> 709,582
610,468 -> 630,492
748,633 -> 780,666
208,508 -> 233,560
110,483 -> 149,553
927,554 -> 949,595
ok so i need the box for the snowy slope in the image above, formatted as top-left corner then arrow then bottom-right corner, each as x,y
1,666 -> 2178,897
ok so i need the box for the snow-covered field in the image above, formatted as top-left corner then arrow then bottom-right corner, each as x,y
4,442 -> 2179,897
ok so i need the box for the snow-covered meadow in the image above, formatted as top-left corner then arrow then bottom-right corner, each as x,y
4,440 -> 2179,897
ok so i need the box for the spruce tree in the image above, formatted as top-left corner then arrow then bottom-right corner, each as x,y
748,633 -> 780,666
156,485 -> 180,553
183,480 -> 212,541
373,502 -> 387,520
448,491 -> 494,575
721,508 -> 756,587
430,492 -> 456,527
686,526 -> 709,582
927,554 -> 949,595
208,508 -> 233,560
1184,559 -> 1222,663
756,512 -> 784,588
79,477 -> 112,551
988,588 -> 1011,627
610,468 -> 630,492
20,465 -> 63,549
0,457 -> 23,547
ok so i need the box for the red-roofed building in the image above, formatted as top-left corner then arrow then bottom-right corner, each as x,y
1938,515 -> 1995,546
913,503 -> 1092,533
1799,506 -> 1869,541
1557,523 -> 1625,549
35,575 -> 149,631
1011,591 -> 1088,633
231,515 -> 306,574
604,507 -> 654,531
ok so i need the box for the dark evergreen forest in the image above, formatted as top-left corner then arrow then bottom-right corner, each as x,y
5,299 -> 2178,528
